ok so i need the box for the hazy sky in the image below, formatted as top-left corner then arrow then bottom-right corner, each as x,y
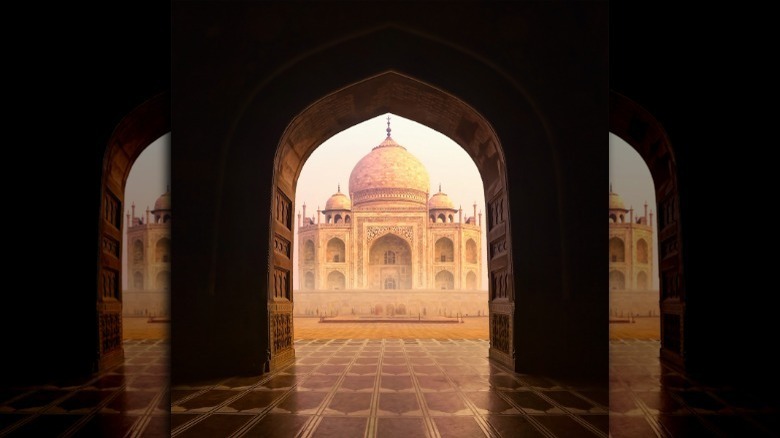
122,133 -> 171,288
609,133 -> 659,289
294,114 -> 488,289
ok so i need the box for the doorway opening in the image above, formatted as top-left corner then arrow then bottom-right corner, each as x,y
122,133 -> 171,340
96,92 -> 169,370
292,114 -> 489,340
609,133 -> 659,340
609,90 -> 686,368
268,72 -> 515,372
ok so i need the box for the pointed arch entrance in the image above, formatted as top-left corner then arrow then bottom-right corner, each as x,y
178,19 -> 609,382
96,92 -> 170,370
269,72 -> 516,370
369,233 -> 412,290
610,90 -> 686,368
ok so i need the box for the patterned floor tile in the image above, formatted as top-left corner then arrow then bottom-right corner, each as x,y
7,338 -> 778,437
376,417 -> 427,438
312,416 -> 367,437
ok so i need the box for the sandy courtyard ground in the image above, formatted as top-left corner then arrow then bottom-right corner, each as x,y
123,317 -> 169,340
122,315 -> 658,341
609,316 -> 660,340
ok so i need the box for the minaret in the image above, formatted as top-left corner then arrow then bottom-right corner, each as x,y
298,212 -> 301,227
126,211 -> 130,228
302,202 -> 307,223
132,202 -> 136,222
458,206 -> 463,224
478,210 -> 482,227
473,202 -> 477,223
644,201 -> 648,223
146,206 -> 150,225
630,206 -> 634,224
649,209 -> 654,228
317,206 -> 321,224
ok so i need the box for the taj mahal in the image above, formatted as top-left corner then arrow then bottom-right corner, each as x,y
123,190 -> 171,317
294,119 -> 487,317
608,186 -> 658,317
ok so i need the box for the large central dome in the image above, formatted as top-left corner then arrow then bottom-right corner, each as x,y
348,135 -> 430,207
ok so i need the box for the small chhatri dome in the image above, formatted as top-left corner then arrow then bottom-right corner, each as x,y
153,189 -> 171,211
609,185 -> 626,211
151,188 -> 172,224
348,116 -> 430,207
428,185 -> 455,210
324,184 -> 352,211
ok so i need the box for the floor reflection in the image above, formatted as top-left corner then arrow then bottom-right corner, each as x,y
609,340 -> 779,437
0,339 -> 169,437
171,339 -> 608,437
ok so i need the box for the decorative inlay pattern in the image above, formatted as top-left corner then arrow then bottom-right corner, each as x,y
366,226 -> 414,243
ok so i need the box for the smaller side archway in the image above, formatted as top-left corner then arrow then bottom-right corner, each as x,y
304,272 -> 315,289
466,239 -> 477,264
156,270 -> 170,291
435,270 -> 454,290
326,237 -> 345,263
156,238 -> 170,263
466,271 -> 477,289
636,238 -> 648,264
133,240 -> 144,262
327,271 -> 345,290
609,270 -> 625,290
435,237 -> 454,263
303,240 -> 315,262
637,271 -> 648,290
133,272 -> 144,290
609,237 -> 625,263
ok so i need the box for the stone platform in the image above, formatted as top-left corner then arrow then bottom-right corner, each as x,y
294,289 -> 489,319
319,316 -> 461,324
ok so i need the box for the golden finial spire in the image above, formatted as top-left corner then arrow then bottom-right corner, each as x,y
386,115 -> 392,137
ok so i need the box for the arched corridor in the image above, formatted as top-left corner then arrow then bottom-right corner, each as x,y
15,2 -> 780,438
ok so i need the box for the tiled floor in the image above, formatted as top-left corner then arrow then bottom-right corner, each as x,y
609,339 -> 780,437
3,338 -> 778,437
170,339 -> 609,437
0,339 -> 168,437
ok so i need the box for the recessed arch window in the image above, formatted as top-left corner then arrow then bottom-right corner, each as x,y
609,237 -> 625,263
637,238 -> 649,263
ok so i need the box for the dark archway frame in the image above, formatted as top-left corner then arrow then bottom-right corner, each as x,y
610,90 -> 687,368
186,24 -> 601,381
96,92 -> 170,371
266,71 -> 517,370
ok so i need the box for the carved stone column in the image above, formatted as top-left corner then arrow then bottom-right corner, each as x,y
269,188 -> 295,370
